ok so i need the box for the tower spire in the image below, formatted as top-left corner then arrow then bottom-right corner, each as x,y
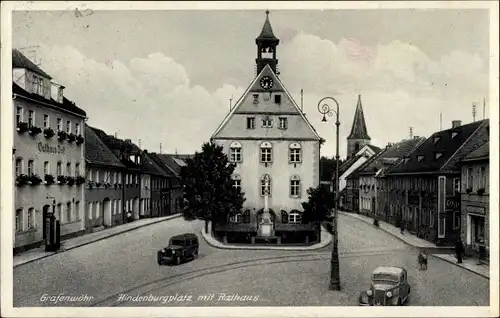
255,10 -> 280,75
347,95 -> 371,140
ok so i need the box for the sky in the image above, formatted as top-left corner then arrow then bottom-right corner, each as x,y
12,7 -> 490,158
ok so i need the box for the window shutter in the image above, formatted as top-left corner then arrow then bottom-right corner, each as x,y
281,210 -> 288,223
243,210 -> 250,223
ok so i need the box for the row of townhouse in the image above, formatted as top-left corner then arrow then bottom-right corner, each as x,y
346,119 -> 490,257
12,49 -> 188,253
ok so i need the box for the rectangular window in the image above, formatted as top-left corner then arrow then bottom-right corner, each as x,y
289,149 -> 301,163
43,114 -> 50,128
253,94 -> 259,104
27,160 -> 34,176
230,147 -> 242,162
57,118 -> 62,132
44,161 -> 50,175
66,120 -> 71,134
15,158 -> 23,176
57,162 -> 62,176
246,117 -> 255,129
95,170 -> 100,183
28,110 -> 34,127
75,123 -> 80,135
480,166 -> 486,189
430,209 -> 435,228
32,75 -> 38,94
260,148 -> 272,163
28,208 -> 35,229
66,163 -> 72,176
75,201 -> 80,221
96,202 -> 100,218
262,117 -> 273,128
290,180 -> 300,197
15,209 -> 23,232
57,204 -> 62,222
453,178 -> 460,195
438,215 -> 445,238
75,163 -> 80,176
67,202 -> 72,223
38,77 -> 43,95
274,94 -> 281,104
88,202 -> 93,220
453,211 -> 460,229
279,117 -> 288,129
467,167 -> 473,190
16,106 -> 23,124
233,179 -> 241,191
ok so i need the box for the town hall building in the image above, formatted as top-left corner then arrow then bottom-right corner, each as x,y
211,11 -> 322,244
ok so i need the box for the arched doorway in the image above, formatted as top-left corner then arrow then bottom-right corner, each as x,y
133,197 -> 140,220
103,198 -> 112,227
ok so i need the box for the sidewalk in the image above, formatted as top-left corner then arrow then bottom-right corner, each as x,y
340,211 -> 490,279
13,213 -> 181,268
201,222 -> 332,251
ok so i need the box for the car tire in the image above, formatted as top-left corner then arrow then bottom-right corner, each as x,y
397,298 -> 402,306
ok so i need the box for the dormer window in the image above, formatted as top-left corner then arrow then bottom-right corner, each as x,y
433,136 -> 440,144
58,88 -> 63,103
417,155 -> 424,162
435,152 -> 442,160
32,74 -> 44,96
262,116 -> 273,128
253,94 -> 259,104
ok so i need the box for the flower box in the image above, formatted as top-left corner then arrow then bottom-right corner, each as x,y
76,135 -> 84,145
67,133 -> 76,143
43,127 -> 55,138
57,175 -> 67,185
58,131 -> 67,141
44,174 -> 55,185
66,176 -> 75,186
16,174 -> 29,186
29,126 -> 42,136
76,176 -> 86,185
29,174 -> 43,186
16,122 -> 29,133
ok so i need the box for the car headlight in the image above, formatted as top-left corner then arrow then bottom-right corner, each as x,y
161,249 -> 165,253
366,290 -> 372,296
172,250 -> 175,254
386,291 -> 392,297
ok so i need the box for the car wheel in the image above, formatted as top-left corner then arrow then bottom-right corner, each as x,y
397,298 -> 402,306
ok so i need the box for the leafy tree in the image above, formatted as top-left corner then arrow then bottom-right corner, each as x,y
301,185 -> 336,236
180,142 -> 246,233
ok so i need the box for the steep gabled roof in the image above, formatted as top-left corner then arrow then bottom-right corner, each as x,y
211,64 -> 321,141
149,153 -> 182,178
89,127 -> 142,169
256,10 -> 279,42
358,137 -> 426,176
347,95 -> 370,140
387,120 -> 487,175
13,82 -> 87,117
350,147 -> 389,179
12,49 -> 52,79
462,142 -> 489,162
143,152 -> 175,177
85,125 -> 125,168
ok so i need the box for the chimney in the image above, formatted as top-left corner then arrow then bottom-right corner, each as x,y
125,139 -> 132,143
452,120 -> 461,128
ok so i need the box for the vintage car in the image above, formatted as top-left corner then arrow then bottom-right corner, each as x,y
358,266 -> 411,306
157,233 -> 199,266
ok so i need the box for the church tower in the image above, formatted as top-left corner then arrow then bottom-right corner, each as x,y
255,10 -> 280,75
347,95 -> 371,158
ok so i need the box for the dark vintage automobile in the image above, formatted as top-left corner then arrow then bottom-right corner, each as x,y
358,266 -> 411,306
157,233 -> 199,266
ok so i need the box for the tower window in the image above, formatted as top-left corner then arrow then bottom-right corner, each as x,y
274,94 -> 281,104
246,117 -> 255,129
253,94 -> 259,104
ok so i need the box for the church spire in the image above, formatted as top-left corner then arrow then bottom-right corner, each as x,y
348,95 -> 371,140
255,10 -> 280,75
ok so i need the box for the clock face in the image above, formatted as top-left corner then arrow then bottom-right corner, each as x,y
260,76 -> 274,90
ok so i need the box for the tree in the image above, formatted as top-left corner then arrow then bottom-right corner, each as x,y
180,142 -> 246,233
301,186 -> 336,237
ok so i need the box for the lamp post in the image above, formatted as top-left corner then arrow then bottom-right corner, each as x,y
317,96 -> 341,291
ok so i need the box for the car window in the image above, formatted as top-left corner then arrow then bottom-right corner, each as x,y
171,239 -> 185,246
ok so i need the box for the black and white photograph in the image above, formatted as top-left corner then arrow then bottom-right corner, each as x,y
1,1 -> 498,317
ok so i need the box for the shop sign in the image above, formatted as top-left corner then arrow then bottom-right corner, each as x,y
445,198 -> 460,210
38,142 -> 66,155
466,206 -> 485,215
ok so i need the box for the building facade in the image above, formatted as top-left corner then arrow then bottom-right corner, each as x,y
149,153 -> 185,216
459,142 -> 489,260
385,119 -> 489,246
84,125 -> 125,233
144,151 -> 177,217
13,49 -> 87,252
210,12 -> 322,242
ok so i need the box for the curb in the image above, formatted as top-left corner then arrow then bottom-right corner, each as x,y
432,254 -> 490,279
339,212 -> 490,279
200,226 -> 332,251
14,214 -> 182,268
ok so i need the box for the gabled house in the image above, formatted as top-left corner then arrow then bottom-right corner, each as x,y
84,125 -> 126,232
385,119 -> 489,246
143,151 -> 177,217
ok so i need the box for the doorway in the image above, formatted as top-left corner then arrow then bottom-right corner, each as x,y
103,198 -> 112,227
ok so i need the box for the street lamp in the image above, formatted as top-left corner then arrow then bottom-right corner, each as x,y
317,96 -> 341,291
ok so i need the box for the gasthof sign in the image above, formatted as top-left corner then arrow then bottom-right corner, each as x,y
38,142 -> 66,155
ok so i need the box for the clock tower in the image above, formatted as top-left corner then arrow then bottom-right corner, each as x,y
255,10 -> 280,75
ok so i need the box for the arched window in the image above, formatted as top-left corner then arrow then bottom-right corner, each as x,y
66,162 -> 72,176
232,174 -> 241,191
289,142 -> 302,163
281,210 -> 289,223
261,174 -> 272,196
15,208 -> 23,232
230,213 -> 242,223
289,210 -> 302,224
260,142 -> 273,163
229,141 -> 242,163
56,161 -> 62,176
88,202 -> 93,220
243,209 -> 251,223
290,175 -> 301,197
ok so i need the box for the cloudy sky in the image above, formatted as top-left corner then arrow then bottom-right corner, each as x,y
12,6 -> 490,158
